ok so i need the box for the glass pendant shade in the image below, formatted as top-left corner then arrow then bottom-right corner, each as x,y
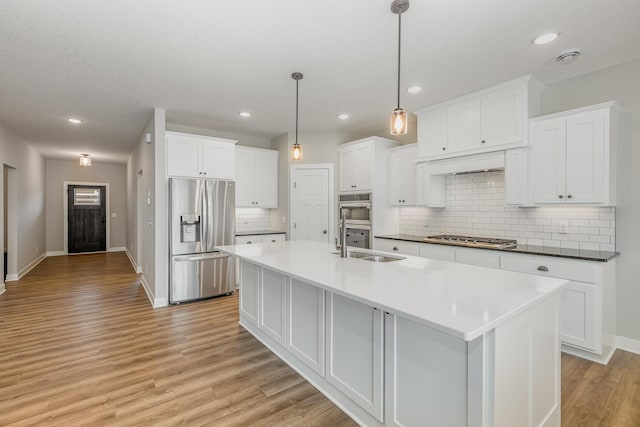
390,108 -> 408,135
291,143 -> 302,161
79,155 -> 91,166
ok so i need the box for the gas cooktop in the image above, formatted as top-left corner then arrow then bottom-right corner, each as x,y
423,234 -> 517,249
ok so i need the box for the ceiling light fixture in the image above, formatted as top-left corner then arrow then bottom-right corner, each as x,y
407,85 -> 422,94
338,113 -> 350,120
239,111 -> 251,118
79,154 -> 91,167
291,72 -> 303,161
68,118 -> 82,124
390,0 -> 410,136
533,32 -> 559,45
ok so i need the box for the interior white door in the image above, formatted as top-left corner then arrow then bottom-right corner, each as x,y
292,167 -> 330,243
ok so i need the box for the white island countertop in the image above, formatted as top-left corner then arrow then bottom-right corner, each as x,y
217,240 -> 566,341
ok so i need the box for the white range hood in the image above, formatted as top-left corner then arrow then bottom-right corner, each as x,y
428,151 -> 505,175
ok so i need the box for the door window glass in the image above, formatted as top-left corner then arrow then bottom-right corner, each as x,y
74,188 -> 100,206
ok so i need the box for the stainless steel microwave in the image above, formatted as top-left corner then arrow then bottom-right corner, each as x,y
338,193 -> 372,225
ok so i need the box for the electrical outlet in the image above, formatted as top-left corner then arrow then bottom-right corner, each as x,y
282,216 -> 286,224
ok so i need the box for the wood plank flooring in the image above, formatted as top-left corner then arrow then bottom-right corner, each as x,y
0,252 -> 638,426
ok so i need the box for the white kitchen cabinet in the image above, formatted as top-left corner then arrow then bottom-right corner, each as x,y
504,147 -> 529,205
166,131 -> 237,179
416,162 -> 446,208
235,234 -> 286,286
287,277 -> 325,376
239,260 -> 260,326
418,243 -> 455,262
235,146 -> 278,207
500,252 -> 616,362
416,75 -> 542,161
326,292 -> 384,421
259,268 -> 287,347
374,238 -> 420,256
387,144 -> 417,205
530,102 -> 617,206
455,247 -> 500,268
338,141 -> 373,192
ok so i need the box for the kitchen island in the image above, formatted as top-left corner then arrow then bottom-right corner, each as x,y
217,240 -> 566,427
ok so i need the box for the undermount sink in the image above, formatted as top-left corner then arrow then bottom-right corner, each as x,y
333,251 -> 405,262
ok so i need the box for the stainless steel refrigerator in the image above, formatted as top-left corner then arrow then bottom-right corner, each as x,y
169,178 -> 235,304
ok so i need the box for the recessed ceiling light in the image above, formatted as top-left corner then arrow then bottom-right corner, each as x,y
68,118 -> 82,124
407,85 -> 423,94
337,113 -> 350,120
239,111 -> 251,118
533,32 -> 559,45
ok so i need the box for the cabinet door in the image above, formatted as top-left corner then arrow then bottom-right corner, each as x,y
561,281 -> 598,352
260,268 -> 287,346
167,136 -> 200,177
565,110 -> 606,204
253,149 -> 279,207
239,260 -> 260,326
385,314 -> 468,427
354,143 -> 373,191
418,244 -> 455,262
531,119 -> 567,204
338,148 -> 356,191
481,85 -> 524,147
416,163 -> 446,208
447,99 -> 481,153
202,141 -> 235,179
401,150 -> 417,205
235,148 -> 255,207
504,148 -> 528,205
326,293 -> 384,421
388,150 -> 404,205
418,109 -> 448,157
288,278 -> 325,376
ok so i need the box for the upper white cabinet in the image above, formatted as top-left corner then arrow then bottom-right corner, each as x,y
338,137 -> 396,193
417,75 -> 543,161
235,146 -> 278,208
504,147 -> 529,206
416,162 -> 445,208
387,144 -> 418,205
530,102 -> 618,206
166,131 -> 237,179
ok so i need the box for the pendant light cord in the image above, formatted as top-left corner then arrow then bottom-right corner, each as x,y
396,11 -> 402,109
295,79 -> 299,144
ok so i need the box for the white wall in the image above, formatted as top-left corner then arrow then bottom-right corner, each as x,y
126,108 -> 166,306
540,58 -> 640,342
0,120 -> 46,283
45,159 -> 127,252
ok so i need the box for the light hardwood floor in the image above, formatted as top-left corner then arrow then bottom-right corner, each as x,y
0,252 -> 638,426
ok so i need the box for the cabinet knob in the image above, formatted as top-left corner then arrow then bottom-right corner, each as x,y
537,266 -> 549,272
271,240 -> 276,242
322,229 -> 328,234
247,241 -> 252,244
481,140 -> 486,144
442,147 -> 446,151
567,195 -> 573,199
402,199 -> 405,203
392,246 -> 398,251
203,172 -> 207,175
558,195 -> 564,199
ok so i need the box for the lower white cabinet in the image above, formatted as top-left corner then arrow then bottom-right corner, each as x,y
374,238 -> 420,256
419,243 -> 455,262
455,247 -> 500,268
287,278 -> 325,376
259,268 -> 287,346
326,293 -> 384,421
239,260 -> 260,326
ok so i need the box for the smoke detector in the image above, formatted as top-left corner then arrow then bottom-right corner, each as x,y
556,49 -> 581,65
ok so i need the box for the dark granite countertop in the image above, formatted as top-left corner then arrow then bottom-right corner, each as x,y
375,234 -> 618,262
236,230 -> 287,237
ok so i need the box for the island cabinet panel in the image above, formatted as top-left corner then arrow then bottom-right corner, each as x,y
239,260 -> 260,326
384,314 -> 468,427
259,268 -> 287,346
326,293 -> 384,421
287,278 -> 325,376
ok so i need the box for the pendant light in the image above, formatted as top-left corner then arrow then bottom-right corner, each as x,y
291,72 -> 303,161
79,154 -> 91,167
390,0 -> 409,136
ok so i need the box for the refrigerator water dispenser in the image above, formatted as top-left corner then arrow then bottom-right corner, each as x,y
180,214 -> 200,243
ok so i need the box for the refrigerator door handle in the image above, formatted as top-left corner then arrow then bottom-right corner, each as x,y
174,253 -> 231,262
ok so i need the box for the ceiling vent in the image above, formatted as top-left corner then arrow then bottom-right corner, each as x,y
556,49 -> 581,65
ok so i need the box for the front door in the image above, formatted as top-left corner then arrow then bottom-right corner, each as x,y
67,185 -> 106,253
291,167 -> 330,242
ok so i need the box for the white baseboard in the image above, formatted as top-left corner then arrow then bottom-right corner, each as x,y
108,246 -> 126,252
140,275 -> 154,307
154,297 -> 168,308
7,253 -> 47,281
0,283 -> 5,295
125,249 -> 142,273
616,335 -> 640,355
46,251 -> 66,257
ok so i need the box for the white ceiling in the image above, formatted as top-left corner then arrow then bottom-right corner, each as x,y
1,0 -> 639,163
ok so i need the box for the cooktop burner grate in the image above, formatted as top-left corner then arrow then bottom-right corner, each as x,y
423,234 -> 517,249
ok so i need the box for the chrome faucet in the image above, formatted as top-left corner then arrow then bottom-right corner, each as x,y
336,208 -> 348,258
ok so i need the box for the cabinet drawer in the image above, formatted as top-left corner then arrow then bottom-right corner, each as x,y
236,236 -> 263,245
418,243 -> 455,262
264,234 -> 286,243
500,253 -> 599,283
374,239 -> 420,256
455,247 -> 500,268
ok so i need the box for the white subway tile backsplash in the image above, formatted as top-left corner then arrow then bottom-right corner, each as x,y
235,208 -> 271,233
398,171 -> 616,251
